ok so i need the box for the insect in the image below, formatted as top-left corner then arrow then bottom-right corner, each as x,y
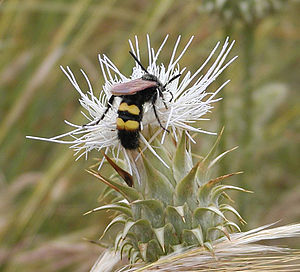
94,51 -> 181,150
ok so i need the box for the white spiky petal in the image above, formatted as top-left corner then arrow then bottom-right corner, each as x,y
27,35 -> 236,168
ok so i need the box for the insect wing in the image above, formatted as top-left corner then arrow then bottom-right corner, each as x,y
110,79 -> 157,95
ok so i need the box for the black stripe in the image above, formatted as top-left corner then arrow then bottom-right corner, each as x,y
117,110 -> 142,122
118,130 -> 139,149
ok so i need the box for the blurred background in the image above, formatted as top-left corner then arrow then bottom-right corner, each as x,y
0,0 -> 299,271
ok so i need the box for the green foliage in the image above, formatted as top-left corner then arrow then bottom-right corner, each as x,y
88,133 -> 247,263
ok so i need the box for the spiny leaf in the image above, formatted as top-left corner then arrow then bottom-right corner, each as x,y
86,169 -> 140,202
211,184 -> 253,203
208,225 -> 231,241
115,232 -> 123,252
122,219 -> 153,243
195,206 -> 227,221
130,250 -> 140,264
181,234 -> 194,247
203,241 -> 214,255
175,161 -> 200,210
103,153 -> 133,187
197,172 -> 243,205
208,146 -> 239,170
98,185 -> 114,202
121,232 -> 139,254
143,155 -> 174,205
131,200 -> 142,221
196,128 -> 225,183
193,207 -> 223,239
182,227 -> 204,246
153,227 -> 165,252
128,246 -> 135,261
84,202 -> 132,216
163,223 -> 179,250
122,221 -> 136,240
222,192 -> 235,203
201,127 -> 225,166
174,205 -> 185,219
219,204 -> 246,224
190,226 -> 204,246
146,239 -> 164,262
99,215 -> 127,241
183,203 -> 193,229
171,243 -> 185,252
120,241 -> 133,260
166,206 -> 187,237
144,137 -> 175,186
173,132 -> 193,182
138,242 -> 148,261
206,172 -> 243,189
132,199 -> 165,228
224,221 -> 241,232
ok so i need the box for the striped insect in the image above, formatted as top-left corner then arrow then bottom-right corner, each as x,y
95,51 -> 181,149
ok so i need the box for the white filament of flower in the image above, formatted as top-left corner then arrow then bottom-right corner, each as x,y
27,35 -> 237,170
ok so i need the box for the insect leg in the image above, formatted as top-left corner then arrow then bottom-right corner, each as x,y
158,87 -> 168,110
95,95 -> 115,124
152,93 -> 170,133
168,91 -> 174,102
83,95 -> 115,127
163,73 -> 180,102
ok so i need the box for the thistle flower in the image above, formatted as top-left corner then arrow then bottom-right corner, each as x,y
28,36 -> 248,266
26,35 -> 300,270
200,0 -> 285,24
27,35 -> 237,171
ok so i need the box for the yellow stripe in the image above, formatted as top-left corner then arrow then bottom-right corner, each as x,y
127,104 -> 140,115
119,102 -> 128,112
118,102 -> 140,116
116,118 -> 125,130
124,120 -> 139,131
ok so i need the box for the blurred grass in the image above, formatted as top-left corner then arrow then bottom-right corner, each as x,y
0,0 -> 299,271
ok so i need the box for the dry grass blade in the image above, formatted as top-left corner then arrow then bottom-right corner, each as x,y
125,223 -> 300,272
90,250 -> 122,272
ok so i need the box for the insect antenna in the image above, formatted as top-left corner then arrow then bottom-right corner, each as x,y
163,73 -> 181,102
129,51 -> 148,74
163,73 -> 181,88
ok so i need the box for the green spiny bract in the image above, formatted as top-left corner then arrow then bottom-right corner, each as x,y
87,131 -> 248,263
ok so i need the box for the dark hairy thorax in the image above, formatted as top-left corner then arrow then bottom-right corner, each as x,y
122,86 -> 156,104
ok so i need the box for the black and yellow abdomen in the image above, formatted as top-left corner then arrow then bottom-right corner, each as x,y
117,101 -> 143,149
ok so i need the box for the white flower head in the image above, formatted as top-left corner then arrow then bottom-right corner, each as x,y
27,35 -> 237,170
